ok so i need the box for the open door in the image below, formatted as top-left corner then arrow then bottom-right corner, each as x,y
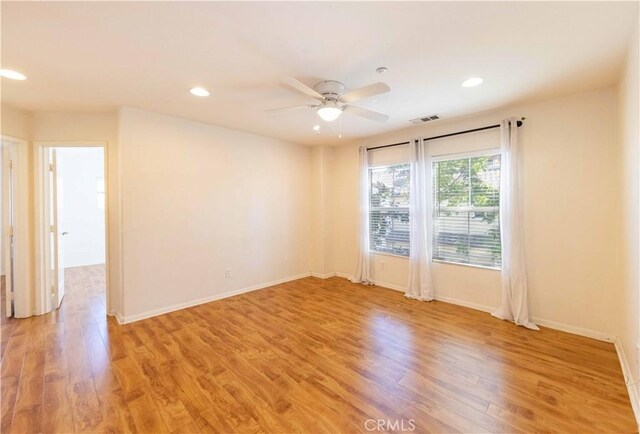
52,149 -> 65,308
43,148 -> 65,311
2,142 -> 16,318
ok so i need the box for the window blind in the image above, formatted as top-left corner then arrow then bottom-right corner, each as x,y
432,154 -> 502,268
369,164 -> 410,257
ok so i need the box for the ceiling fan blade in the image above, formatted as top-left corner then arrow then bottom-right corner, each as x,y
343,105 -> 389,122
341,82 -> 390,103
265,105 -> 315,113
281,76 -> 324,101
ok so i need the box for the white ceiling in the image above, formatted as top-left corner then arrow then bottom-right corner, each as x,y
1,2 -> 637,146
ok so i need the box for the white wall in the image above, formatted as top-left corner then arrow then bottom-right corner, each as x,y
118,107 -> 312,320
57,147 -> 105,267
617,18 -> 640,420
328,87 -> 622,338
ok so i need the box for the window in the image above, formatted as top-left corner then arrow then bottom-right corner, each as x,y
369,163 -> 410,257
432,153 -> 501,268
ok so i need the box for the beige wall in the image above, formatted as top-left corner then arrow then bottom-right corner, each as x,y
2,106 -> 313,321
328,87 -> 622,338
310,146 -> 335,277
1,104 -> 30,139
118,107 -> 312,320
617,19 -> 640,416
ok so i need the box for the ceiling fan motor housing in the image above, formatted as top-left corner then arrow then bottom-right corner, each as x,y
313,80 -> 345,100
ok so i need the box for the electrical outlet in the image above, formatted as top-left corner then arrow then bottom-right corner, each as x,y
225,269 -> 231,278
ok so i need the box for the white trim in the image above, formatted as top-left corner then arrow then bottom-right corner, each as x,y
1,136 -> 31,318
615,337 -> 640,429
114,312 -> 125,325
324,275 -> 618,343
431,147 -> 501,162
434,295 -> 494,314
531,317 -> 614,342
34,142 -> 111,316
119,272 -> 312,324
310,272 -> 336,279
432,258 -> 501,272
372,279 -> 498,313
336,272 -> 352,280
370,251 -> 409,260
371,280 -> 406,292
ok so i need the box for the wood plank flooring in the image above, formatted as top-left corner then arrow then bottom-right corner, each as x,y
1,265 -> 637,433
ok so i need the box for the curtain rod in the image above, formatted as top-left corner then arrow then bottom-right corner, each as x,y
366,118 -> 525,151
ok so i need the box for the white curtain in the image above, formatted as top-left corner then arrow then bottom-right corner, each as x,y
492,119 -> 538,330
406,138 -> 434,301
352,146 -> 372,284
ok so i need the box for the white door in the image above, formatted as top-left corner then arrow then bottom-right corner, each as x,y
51,149 -> 65,308
43,148 -> 65,311
2,142 -> 16,318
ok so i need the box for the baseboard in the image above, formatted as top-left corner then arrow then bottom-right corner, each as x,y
373,280 -> 496,313
615,338 -> 640,429
530,317 -> 614,342
324,275 -> 616,344
371,280 -> 406,292
120,272 -> 311,324
310,272 -> 337,279
114,312 -> 125,325
434,295 -> 494,314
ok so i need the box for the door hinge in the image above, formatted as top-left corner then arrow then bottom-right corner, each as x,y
8,226 -> 13,237
50,285 -> 55,296
8,160 -> 13,170
49,163 -> 54,172
50,225 -> 55,233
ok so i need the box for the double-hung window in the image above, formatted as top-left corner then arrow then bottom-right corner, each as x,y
432,152 -> 502,268
369,164 -> 410,257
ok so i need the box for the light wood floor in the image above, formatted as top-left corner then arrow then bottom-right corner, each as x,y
1,266 -> 637,433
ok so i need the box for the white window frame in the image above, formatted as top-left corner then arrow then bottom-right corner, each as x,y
431,149 -> 502,270
368,163 -> 410,258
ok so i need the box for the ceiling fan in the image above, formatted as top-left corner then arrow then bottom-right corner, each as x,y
267,76 -> 391,123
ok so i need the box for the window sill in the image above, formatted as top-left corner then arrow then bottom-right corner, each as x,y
368,253 -> 501,272
432,259 -> 501,271
369,251 -> 409,260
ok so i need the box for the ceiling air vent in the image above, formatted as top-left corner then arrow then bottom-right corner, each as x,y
410,114 -> 440,124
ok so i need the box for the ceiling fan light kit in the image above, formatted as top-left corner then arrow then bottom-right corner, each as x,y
268,76 -> 391,134
317,102 -> 342,122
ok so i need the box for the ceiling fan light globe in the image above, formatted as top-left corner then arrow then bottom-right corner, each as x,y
317,106 -> 342,122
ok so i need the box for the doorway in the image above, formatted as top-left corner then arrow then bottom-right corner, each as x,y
37,145 -> 107,317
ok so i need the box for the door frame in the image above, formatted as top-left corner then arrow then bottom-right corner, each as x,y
1,135 -> 30,318
34,141 -> 110,315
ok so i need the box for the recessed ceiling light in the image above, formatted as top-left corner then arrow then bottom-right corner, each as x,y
190,87 -> 210,97
462,77 -> 483,87
376,67 -> 388,74
0,69 -> 27,80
